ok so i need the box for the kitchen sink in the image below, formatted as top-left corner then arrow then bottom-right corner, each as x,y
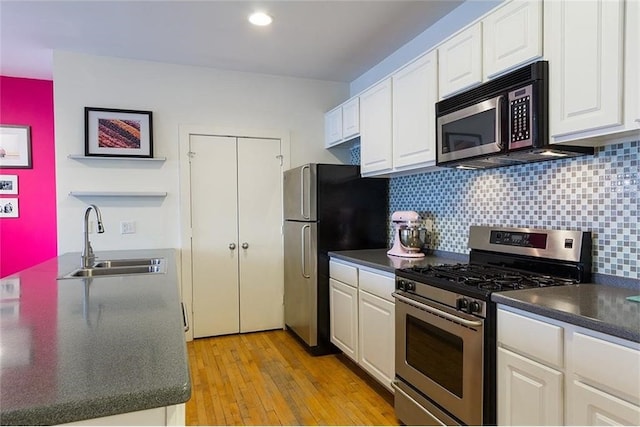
93,258 -> 164,268
58,258 -> 166,279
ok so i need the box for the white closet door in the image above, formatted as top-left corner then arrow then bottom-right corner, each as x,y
237,137 -> 284,333
190,135 -> 240,338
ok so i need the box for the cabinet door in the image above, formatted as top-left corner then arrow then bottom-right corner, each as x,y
483,0 -> 542,78
497,347 -> 563,426
190,135 -> 240,338
325,106 -> 342,147
237,138 -> 284,333
329,278 -> 358,361
545,0 -> 624,137
342,97 -> 360,140
358,290 -> 394,391
392,50 -> 438,170
438,23 -> 482,98
360,78 -> 393,175
568,380 -> 640,426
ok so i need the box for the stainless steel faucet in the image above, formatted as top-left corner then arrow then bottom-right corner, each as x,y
81,204 -> 105,268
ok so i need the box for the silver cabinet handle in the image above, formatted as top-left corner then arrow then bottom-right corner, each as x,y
301,224 -> 310,278
229,243 -> 236,250
241,242 -> 249,249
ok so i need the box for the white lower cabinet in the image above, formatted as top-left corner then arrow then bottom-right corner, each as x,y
497,347 -> 563,425
498,305 -> 640,426
330,259 -> 395,392
569,380 -> 640,426
358,285 -> 395,392
329,277 -> 359,362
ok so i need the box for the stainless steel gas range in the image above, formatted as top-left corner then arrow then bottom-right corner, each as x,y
392,226 -> 592,426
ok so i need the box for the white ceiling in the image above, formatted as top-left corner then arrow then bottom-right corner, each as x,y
0,0 -> 465,82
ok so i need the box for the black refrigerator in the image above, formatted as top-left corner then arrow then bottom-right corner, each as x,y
283,164 -> 389,355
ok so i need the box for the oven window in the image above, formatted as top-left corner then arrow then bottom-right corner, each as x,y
406,314 -> 464,398
442,109 -> 496,153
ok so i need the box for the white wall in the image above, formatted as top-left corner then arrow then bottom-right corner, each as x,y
350,0 -> 504,95
54,51 -> 348,254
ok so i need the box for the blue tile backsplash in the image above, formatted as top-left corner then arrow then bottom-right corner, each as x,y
350,141 -> 639,279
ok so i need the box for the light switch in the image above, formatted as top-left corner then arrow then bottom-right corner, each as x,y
120,221 -> 136,234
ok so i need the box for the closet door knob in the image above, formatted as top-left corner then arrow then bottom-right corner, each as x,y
229,243 -> 236,250
241,242 -> 249,249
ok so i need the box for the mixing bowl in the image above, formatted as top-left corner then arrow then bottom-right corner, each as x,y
399,227 -> 425,252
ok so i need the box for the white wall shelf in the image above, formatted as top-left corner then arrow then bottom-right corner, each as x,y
69,191 -> 167,198
68,155 -> 167,162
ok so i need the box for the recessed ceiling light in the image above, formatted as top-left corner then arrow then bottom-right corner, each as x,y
249,12 -> 273,26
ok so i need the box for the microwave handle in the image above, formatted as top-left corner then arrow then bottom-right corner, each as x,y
496,95 -> 505,150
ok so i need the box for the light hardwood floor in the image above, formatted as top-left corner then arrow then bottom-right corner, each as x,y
186,329 -> 399,426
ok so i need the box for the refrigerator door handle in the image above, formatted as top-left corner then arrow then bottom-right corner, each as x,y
301,224 -> 310,278
301,164 -> 310,220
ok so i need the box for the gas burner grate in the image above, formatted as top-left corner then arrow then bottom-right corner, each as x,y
401,263 -> 578,292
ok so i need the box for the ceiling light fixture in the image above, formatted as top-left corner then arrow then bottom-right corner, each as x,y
248,12 -> 273,26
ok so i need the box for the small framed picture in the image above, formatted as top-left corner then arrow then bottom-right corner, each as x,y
0,125 -> 32,168
85,107 -> 153,158
0,175 -> 18,194
0,198 -> 18,218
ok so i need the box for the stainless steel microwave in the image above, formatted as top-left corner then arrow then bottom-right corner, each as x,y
435,61 -> 593,169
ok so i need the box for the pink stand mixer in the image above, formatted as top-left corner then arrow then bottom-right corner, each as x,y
387,211 -> 426,258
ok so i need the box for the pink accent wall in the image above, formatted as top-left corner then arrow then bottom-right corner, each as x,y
0,76 -> 57,277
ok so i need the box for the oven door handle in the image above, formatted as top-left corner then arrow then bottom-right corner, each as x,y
392,292 -> 483,328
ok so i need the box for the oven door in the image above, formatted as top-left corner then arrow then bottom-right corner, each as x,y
394,292 -> 484,426
436,95 -> 503,165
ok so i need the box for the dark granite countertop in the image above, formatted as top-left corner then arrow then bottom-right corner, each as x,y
0,249 -> 191,425
329,249 -> 639,344
493,284 -> 640,343
328,248 -> 468,273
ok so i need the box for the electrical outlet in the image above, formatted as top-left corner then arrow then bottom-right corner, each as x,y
120,221 -> 136,234
88,220 -> 95,234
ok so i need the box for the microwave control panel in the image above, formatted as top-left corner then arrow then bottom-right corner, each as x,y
508,84 -> 533,149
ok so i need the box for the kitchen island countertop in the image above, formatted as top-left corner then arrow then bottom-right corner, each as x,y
0,249 -> 191,425
492,283 -> 640,343
328,248 -> 468,274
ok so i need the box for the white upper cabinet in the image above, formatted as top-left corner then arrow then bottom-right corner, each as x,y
438,23 -> 482,98
360,78 -> 393,175
392,51 -> 438,170
324,106 -> 342,147
483,0 -> 542,79
342,97 -> 360,140
324,96 -> 360,148
545,0 -> 639,143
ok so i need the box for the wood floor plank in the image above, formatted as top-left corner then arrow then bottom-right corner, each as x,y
185,329 -> 399,426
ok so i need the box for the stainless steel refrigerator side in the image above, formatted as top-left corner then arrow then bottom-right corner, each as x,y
283,220 -> 318,346
283,164 -> 317,221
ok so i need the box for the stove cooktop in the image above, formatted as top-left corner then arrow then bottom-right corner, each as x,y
396,263 -> 578,300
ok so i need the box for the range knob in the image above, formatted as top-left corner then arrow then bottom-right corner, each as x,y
397,280 -> 415,292
469,301 -> 482,314
457,297 -> 469,311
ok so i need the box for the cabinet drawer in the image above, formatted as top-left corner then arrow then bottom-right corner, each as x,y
359,269 -> 394,302
329,260 -> 358,287
572,332 -> 640,404
498,309 -> 564,368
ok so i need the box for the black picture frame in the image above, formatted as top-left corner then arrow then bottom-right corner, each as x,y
84,107 -> 153,158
